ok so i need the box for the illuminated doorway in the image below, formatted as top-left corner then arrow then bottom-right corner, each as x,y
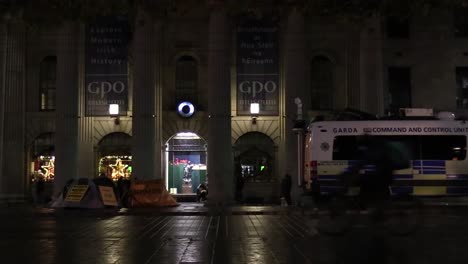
97,132 -> 132,181
165,132 -> 207,195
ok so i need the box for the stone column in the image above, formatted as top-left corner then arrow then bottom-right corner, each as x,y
132,9 -> 162,180
54,22 -> 79,197
207,6 -> 233,206
0,23 -> 26,201
0,25 -> 6,199
360,16 -> 384,115
282,8 -> 306,204
77,24 -> 94,179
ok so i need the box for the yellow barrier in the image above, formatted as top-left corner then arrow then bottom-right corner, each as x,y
130,180 -> 179,207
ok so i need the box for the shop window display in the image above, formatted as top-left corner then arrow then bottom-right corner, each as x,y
168,156 -> 207,194
31,156 -> 55,182
99,156 -> 132,181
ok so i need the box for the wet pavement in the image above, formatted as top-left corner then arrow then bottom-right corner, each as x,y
0,203 -> 468,264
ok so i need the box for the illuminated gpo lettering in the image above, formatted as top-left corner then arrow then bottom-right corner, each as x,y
239,80 -> 277,97
87,81 -> 126,98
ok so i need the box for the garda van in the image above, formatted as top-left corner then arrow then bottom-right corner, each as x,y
304,111 -> 468,197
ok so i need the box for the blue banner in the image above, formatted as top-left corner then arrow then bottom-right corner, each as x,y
85,17 -> 129,116
236,18 -> 279,116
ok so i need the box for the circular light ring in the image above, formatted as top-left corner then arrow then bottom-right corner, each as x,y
177,102 -> 195,117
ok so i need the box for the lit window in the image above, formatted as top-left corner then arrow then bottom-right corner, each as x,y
387,67 -> 412,115
39,56 -> 56,111
175,55 -> 198,107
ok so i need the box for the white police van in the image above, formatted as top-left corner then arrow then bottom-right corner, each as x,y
304,110 -> 468,197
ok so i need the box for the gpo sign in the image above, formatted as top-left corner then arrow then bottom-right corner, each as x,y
87,81 -> 126,98
238,80 -> 277,97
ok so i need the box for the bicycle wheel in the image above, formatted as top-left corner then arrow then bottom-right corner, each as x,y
383,196 -> 423,236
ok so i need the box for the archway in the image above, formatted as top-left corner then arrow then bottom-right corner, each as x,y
234,132 -> 276,183
97,132 -> 132,181
165,132 -> 207,196
234,132 -> 277,203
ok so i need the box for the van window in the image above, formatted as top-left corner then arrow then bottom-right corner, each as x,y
333,135 -> 466,161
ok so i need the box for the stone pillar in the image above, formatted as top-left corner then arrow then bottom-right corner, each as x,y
132,9 -> 162,180
77,24 -> 94,179
0,25 -> 6,200
360,16 -> 384,115
207,7 -> 233,206
54,22 -> 79,197
282,8 -> 306,204
76,115 -> 94,178
0,23 -> 26,200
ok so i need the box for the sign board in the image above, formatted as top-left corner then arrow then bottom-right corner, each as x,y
98,186 -> 118,206
85,16 -> 129,116
64,185 -> 89,202
236,18 -> 279,116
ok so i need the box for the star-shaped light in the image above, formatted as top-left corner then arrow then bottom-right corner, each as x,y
110,158 -> 128,180
41,159 -> 55,181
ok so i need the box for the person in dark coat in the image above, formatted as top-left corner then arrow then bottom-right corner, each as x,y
36,176 -> 45,205
234,162 -> 244,203
281,174 -> 292,205
196,182 -> 208,202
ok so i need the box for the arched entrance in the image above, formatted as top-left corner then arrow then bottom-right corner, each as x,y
165,132 -> 207,196
97,132 -> 132,181
30,132 -> 55,183
234,132 -> 275,182
234,132 -> 277,203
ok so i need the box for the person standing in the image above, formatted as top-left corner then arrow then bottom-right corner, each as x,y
234,161 -> 244,203
281,174 -> 292,205
36,175 -> 45,206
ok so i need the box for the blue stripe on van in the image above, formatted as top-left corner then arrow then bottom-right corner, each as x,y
424,160 -> 445,166
447,174 -> 468,180
419,170 -> 446,174
413,160 -> 445,167
317,176 -> 340,181
412,160 -> 446,174
319,174 -> 413,180
447,187 -> 468,194
394,174 -> 413,180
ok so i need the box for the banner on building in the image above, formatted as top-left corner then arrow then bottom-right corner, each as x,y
85,16 -> 129,116
236,18 -> 279,116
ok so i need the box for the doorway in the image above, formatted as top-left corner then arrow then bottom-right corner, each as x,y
234,132 -> 276,183
165,132 -> 207,195
97,132 -> 132,180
